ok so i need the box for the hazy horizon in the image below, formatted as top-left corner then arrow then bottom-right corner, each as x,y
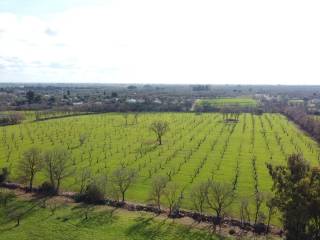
1,0 -> 320,85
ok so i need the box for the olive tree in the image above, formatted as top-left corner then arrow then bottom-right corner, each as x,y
150,121 -> 169,145
17,147 -> 43,191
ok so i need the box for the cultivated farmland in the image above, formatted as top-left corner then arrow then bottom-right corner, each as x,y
0,112 -> 319,221
195,98 -> 258,107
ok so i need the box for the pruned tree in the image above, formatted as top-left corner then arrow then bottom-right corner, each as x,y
111,166 -> 137,202
0,189 -> 16,207
17,147 -> 43,191
190,181 -> 209,215
48,201 -> 58,216
134,113 -> 139,124
123,113 -> 129,126
43,147 -> 74,194
82,203 -> 95,220
149,175 -> 168,210
79,133 -> 87,146
206,181 -> 234,227
163,182 -> 182,217
150,120 -> 169,145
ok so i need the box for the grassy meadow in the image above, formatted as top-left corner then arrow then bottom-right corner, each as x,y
0,112 -> 319,222
0,195 -> 227,240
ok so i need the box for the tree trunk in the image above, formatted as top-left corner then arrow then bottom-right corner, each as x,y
122,192 -> 125,202
29,174 -> 34,191
56,179 -> 61,194
157,197 -> 161,211
266,214 -> 271,234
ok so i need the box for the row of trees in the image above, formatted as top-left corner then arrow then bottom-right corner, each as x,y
17,147 -> 73,193
283,107 -> 320,142
15,119 -> 170,194
14,146 -> 277,232
4,143 -> 320,238
13,146 -> 137,204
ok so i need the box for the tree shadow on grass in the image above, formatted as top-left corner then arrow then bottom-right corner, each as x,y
125,216 -> 226,240
172,222 -> 226,240
0,199 -> 40,233
56,204 -> 118,228
125,216 -> 168,240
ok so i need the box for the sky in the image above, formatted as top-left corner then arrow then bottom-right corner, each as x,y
0,0 -> 320,85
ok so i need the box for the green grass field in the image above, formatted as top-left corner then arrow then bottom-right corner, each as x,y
196,98 -> 258,107
0,112 -> 319,222
0,196 -> 226,240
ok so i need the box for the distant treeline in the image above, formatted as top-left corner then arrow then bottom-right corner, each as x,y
0,113 -> 24,126
283,107 -> 320,142
69,102 -> 193,113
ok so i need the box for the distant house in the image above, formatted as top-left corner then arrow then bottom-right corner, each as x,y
310,98 -> 320,104
126,98 -> 137,103
153,98 -> 162,104
73,101 -> 83,106
137,98 -> 145,103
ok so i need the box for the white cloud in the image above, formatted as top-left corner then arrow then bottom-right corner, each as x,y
0,0 -> 320,84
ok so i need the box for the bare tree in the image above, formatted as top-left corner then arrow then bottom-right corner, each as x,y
17,147 -> 43,191
82,203 -> 94,220
265,193 -> 277,234
190,181 -> 209,215
0,189 -> 15,207
206,181 -> 234,227
111,166 -> 137,202
43,147 -> 73,194
149,175 -> 168,210
123,113 -> 129,126
150,121 -> 169,145
163,182 -> 182,216
47,200 -> 58,215
77,168 -> 92,194
253,192 -> 265,225
240,197 -> 251,227
134,113 -> 139,124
